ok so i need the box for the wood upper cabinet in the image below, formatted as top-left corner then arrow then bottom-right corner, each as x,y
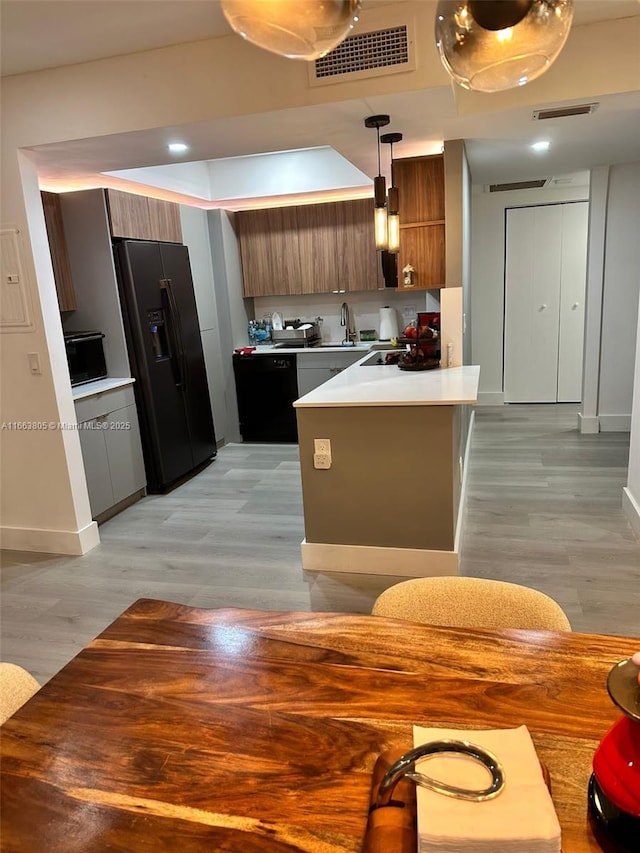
335,197 -> 381,292
393,154 -> 446,290
41,191 -> 77,312
147,197 -> 183,243
236,198 -> 380,297
235,207 -> 302,296
105,189 -> 182,243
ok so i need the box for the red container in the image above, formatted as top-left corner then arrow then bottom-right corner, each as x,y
417,312 -> 440,359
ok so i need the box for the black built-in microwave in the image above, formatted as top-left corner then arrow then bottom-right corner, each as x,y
63,331 -> 107,386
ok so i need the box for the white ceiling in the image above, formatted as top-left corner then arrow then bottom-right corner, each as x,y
5,0 -> 640,198
3,0 -> 638,77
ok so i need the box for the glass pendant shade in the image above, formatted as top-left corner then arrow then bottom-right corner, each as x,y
435,0 -> 574,93
221,0 -> 362,61
374,175 -> 388,251
387,186 -> 400,254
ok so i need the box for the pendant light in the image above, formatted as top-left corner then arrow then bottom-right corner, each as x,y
221,0 -> 361,61
381,132 -> 402,255
365,115 -> 390,252
435,0 -> 574,93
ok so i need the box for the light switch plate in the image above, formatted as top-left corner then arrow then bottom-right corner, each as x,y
27,352 -> 41,374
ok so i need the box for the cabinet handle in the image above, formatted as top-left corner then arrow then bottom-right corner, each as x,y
572,302 -> 580,309
540,303 -> 548,310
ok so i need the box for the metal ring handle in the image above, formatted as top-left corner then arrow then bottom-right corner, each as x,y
375,739 -> 505,808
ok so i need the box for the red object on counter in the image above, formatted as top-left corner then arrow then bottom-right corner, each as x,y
593,715 -> 640,817
234,346 -> 256,355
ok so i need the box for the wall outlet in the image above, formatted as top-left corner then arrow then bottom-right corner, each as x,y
402,304 -> 416,321
314,438 -> 331,456
313,453 -> 331,470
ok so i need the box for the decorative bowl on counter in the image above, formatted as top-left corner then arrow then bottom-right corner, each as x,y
397,345 -> 440,371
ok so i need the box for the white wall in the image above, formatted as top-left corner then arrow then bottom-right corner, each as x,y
253,290 -> 440,345
470,183 -> 589,404
0,152 -> 98,554
443,139 -> 471,367
179,206 -> 227,444
597,162 -> 640,431
60,190 -> 131,378
624,294 -> 640,539
207,209 -> 252,443
2,8 -> 638,554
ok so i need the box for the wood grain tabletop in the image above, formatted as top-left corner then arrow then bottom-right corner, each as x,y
1,598 -> 638,852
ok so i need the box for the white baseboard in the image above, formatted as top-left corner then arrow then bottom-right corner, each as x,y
301,539 -> 459,577
0,521 -> 100,555
622,487 -> 640,542
577,413 -> 600,434
454,409 -> 474,554
477,392 -> 504,406
598,414 -> 631,432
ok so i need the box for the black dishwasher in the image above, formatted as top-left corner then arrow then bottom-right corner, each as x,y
233,353 -> 299,442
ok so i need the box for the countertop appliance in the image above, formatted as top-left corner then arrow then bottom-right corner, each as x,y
114,240 -> 216,491
271,320 -> 321,348
379,306 -> 399,341
64,331 -> 107,386
233,352 -> 298,442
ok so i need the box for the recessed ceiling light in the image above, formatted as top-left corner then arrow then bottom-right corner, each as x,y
168,142 -> 189,154
531,140 -> 550,152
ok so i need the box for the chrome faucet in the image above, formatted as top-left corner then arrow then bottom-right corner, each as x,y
340,302 -> 351,344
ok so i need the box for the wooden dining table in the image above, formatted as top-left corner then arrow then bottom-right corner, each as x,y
1,598 -> 638,852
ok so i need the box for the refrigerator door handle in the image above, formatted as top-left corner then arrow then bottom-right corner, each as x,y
160,278 -> 186,388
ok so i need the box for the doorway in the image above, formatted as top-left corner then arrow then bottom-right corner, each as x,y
503,202 -> 588,403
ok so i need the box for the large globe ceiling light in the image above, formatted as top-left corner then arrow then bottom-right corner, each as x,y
221,0 -> 362,61
435,0 -> 574,93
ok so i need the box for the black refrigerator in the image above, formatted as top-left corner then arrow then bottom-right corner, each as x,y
115,240 -> 216,492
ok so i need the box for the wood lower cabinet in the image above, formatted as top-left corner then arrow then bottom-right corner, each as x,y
236,198 -> 381,297
106,189 -> 182,243
41,192 -> 77,311
393,154 -> 446,291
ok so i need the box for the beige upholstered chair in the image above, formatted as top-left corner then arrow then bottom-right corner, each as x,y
372,577 -> 571,631
0,663 -> 40,724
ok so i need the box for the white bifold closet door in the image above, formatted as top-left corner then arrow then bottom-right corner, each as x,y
504,202 -> 588,403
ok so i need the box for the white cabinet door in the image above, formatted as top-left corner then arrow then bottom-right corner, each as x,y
104,404 -> 146,505
75,388 -> 146,520
504,202 -> 588,404
297,366 -> 332,397
78,420 -> 114,517
557,202 -> 588,402
504,205 -> 563,403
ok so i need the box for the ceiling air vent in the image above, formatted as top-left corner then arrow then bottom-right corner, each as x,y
533,103 -> 599,120
489,180 -> 548,192
309,24 -> 414,87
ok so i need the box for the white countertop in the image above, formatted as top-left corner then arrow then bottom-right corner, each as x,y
237,343 -> 372,355
294,359 -> 480,408
71,377 -> 135,400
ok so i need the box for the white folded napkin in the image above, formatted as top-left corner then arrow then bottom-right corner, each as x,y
413,725 -> 561,853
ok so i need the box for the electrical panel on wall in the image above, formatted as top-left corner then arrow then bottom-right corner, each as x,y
1,229 -> 34,332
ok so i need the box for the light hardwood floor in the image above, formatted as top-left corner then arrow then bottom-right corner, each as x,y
2,404 -> 638,683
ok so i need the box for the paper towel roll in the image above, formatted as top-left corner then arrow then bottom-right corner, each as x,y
379,306 -> 399,341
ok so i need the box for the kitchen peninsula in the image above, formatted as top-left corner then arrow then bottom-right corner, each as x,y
294,357 -> 479,577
